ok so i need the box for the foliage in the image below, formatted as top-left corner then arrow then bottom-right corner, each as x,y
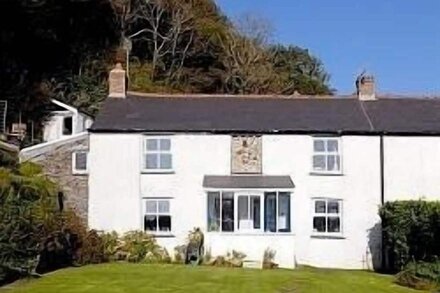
379,200 -> 440,272
0,162 -> 59,284
1,0 -> 333,142
4,264 -> 421,293
101,231 -> 120,262
262,248 -> 278,269
118,231 -> 169,263
395,261 -> 440,291
207,250 -> 247,268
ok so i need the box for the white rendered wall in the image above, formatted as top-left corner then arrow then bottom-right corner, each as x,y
263,135 -> 382,269
384,136 -> 440,201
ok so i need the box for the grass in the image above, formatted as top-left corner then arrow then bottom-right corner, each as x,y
1,263 -> 427,293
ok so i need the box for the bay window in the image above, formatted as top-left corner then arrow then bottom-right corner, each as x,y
207,191 -> 291,233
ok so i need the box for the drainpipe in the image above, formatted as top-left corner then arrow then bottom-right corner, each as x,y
380,135 -> 386,271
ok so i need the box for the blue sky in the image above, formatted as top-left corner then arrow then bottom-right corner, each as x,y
215,0 -> 440,95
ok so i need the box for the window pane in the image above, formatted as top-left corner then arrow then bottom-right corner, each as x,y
313,155 -> 326,170
146,139 -> 158,151
315,200 -> 326,213
158,215 -> 171,231
159,154 -> 172,169
146,200 -> 157,213
278,192 -> 291,232
222,192 -> 234,232
144,215 -> 157,231
251,196 -> 261,229
328,217 -> 340,233
327,140 -> 338,152
313,217 -> 326,232
264,192 -> 277,232
63,117 -> 73,135
159,139 -> 171,151
158,200 -> 170,213
75,152 -> 87,170
207,192 -> 220,231
314,140 -> 325,152
327,155 -> 336,171
328,200 -> 340,214
238,196 -> 249,229
146,154 -> 158,169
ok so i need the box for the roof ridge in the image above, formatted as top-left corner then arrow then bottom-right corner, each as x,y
126,91 -> 354,100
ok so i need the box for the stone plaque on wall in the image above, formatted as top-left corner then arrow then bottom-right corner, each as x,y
231,136 -> 262,174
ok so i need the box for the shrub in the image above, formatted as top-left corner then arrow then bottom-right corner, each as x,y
395,261 -> 440,290
101,231 -> 119,261
262,248 -> 278,269
380,200 -> 440,272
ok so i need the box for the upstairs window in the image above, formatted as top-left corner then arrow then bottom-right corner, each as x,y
312,198 -> 342,235
143,137 -> 173,172
312,137 -> 341,174
72,151 -> 88,174
63,116 -> 73,135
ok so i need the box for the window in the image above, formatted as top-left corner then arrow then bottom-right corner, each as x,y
238,195 -> 261,231
72,151 -> 88,174
63,116 -> 73,135
207,192 -> 234,232
312,198 -> 342,235
207,191 -> 291,233
143,199 -> 172,233
312,137 -> 341,173
264,192 -> 291,232
143,137 -> 173,172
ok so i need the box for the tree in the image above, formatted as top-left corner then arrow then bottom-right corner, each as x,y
271,45 -> 333,95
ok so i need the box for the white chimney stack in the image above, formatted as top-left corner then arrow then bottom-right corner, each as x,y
109,63 -> 126,98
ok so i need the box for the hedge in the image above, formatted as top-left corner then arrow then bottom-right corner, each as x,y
379,200 -> 440,272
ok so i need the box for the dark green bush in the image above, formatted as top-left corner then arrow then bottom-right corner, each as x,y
380,200 -> 440,272
395,261 -> 440,290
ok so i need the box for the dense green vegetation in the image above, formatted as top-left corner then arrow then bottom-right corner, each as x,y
0,0 -> 333,140
2,263 -> 424,293
380,200 -> 440,290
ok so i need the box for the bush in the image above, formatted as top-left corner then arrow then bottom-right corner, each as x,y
395,261 -> 440,290
262,248 -> 278,269
380,200 -> 440,272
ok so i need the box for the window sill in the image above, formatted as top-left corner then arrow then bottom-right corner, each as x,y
72,171 -> 88,176
141,170 -> 175,175
148,233 -> 175,238
310,234 -> 345,239
309,172 -> 343,177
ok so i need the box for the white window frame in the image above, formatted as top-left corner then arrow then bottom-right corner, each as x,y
206,190 -> 292,234
142,136 -> 173,173
72,151 -> 88,175
236,192 -> 263,233
311,137 -> 342,174
311,198 -> 343,237
143,198 -> 172,236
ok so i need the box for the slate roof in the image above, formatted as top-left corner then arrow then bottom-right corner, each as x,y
90,92 -> 440,135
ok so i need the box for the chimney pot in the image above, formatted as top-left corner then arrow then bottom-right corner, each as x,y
109,63 -> 126,98
356,74 -> 376,101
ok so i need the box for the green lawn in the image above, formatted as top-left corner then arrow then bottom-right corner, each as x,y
1,263 -> 426,293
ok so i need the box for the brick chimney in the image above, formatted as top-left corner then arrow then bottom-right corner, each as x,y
356,74 -> 376,101
109,63 -> 126,98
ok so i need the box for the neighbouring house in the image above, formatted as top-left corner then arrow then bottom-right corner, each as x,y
20,99 -> 92,221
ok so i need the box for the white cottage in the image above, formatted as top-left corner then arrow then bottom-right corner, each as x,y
88,64 -> 440,269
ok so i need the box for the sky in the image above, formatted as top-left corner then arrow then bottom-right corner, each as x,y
215,0 -> 440,95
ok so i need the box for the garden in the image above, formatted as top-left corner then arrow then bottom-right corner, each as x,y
0,156 -> 439,292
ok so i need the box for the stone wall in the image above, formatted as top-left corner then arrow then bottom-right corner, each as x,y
231,136 -> 262,174
21,134 -> 89,222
